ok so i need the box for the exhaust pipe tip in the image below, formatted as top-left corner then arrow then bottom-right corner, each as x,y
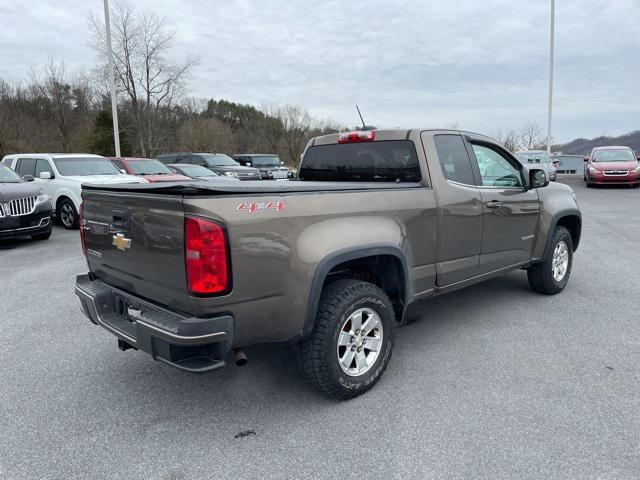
233,348 -> 248,367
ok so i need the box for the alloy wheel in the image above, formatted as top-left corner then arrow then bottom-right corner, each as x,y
336,307 -> 384,377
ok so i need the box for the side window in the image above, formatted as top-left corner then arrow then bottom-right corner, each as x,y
188,156 -> 205,166
35,159 -> 54,177
433,135 -> 475,185
16,158 -> 37,176
470,144 -> 523,187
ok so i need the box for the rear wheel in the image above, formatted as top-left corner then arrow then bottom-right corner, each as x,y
57,198 -> 78,230
297,279 -> 395,400
527,226 -> 573,295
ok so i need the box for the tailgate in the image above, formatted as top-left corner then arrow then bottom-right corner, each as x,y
81,189 -> 192,314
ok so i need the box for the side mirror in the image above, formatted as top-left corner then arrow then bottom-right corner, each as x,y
23,174 -> 35,182
583,157 -> 589,162
245,162 -> 252,167
529,168 -> 549,189
637,156 -> 640,162
39,171 -> 52,180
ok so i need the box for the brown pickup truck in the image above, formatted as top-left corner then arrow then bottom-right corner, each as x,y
75,128 -> 581,399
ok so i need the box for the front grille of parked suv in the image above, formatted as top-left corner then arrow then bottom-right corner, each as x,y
0,196 -> 37,217
603,170 -> 629,176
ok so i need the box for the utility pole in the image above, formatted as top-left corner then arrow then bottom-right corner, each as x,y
546,0 -> 555,154
103,0 -> 121,157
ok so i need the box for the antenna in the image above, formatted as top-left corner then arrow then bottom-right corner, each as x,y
356,105 -> 366,129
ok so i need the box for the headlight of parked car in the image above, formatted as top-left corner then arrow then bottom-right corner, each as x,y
588,167 -> 601,174
224,171 -> 238,177
632,165 -> 640,174
34,193 -> 50,206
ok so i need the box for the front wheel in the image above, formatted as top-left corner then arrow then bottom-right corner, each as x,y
297,279 -> 395,400
527,226 -> 573,295
57,198 -> 78,230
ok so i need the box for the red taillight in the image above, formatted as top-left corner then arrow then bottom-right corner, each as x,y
79,203 -> 87,257
185,216 -> 230,295
337,130 -> 376,143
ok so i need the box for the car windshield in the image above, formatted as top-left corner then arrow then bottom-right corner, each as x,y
126,159 -> 173,175
246,156 -> 281,167
176,165 -> 219,177
53,157 -> 121,176
593,149 -> 635,162
0,163 -> 22,183
515,152 -> 551,164
200,154 -> 239,167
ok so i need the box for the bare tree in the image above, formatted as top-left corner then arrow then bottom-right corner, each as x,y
519,122 -> 544,150
488,127 -> 519,152
90,2 -> 196,156
276,104 -> 312,165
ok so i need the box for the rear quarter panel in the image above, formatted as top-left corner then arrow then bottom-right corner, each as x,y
184,187 -> 438,346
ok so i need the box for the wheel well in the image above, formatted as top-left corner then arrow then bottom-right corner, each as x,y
324,254 -> 406,322
556,215 -> 581,252
55,196 -> 70,210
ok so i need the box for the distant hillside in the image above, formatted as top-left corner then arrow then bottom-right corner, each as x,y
554,130 -> 640,155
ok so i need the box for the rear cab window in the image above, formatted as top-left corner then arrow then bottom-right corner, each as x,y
433,135 -> 475,185
299,140 -> 421,182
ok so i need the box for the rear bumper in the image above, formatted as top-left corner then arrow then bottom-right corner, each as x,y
75,274 -> 233,373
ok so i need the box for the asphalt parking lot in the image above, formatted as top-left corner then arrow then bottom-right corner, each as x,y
1,176 -> 638,479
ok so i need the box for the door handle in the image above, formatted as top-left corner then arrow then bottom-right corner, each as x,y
485,200 -> 503,209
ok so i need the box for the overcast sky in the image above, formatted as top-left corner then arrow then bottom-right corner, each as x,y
1,0 -> 638,143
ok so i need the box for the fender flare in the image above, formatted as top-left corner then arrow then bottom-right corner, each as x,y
543,209 -> 582,256
299,244 -> 410,339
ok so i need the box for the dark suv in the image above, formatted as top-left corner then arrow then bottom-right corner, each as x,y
157,153 -> 261,180
233,154 -> 293,180
0,163 -> 52,241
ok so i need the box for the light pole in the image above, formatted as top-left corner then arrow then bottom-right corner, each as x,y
103,0 -> 121,157
546,0 -> 555,154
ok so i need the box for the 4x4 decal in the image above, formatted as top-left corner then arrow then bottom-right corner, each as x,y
236,201 -> 286,213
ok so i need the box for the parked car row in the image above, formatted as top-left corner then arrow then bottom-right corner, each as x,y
0,151 -> 294,239
1,154 -> 147,231
156,152 -> 293,180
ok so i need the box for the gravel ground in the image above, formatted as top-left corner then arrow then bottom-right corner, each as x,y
0,176 -> 638,479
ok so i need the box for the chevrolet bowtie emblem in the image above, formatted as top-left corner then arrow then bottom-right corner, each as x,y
112,233 -> 131,251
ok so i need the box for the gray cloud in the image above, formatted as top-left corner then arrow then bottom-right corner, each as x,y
1,0 -> 638,142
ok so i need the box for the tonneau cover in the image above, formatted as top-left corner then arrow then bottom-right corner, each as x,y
81,180 -> 423,195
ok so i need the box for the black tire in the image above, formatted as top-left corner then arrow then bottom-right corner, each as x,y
57,198 -> 78,230
527,226 -> 573,295
297,279 -> 395,400
31,228 -> 52,241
